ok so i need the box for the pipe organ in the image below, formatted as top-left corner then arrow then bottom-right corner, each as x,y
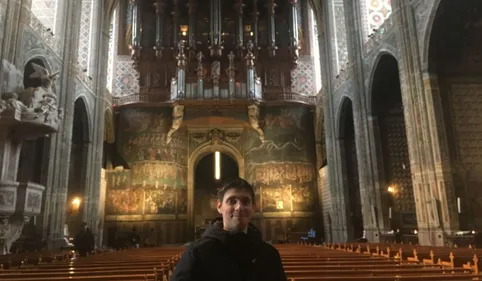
127,0 -> 303,100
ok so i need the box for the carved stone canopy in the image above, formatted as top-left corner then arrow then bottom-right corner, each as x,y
208,128 -> 224,144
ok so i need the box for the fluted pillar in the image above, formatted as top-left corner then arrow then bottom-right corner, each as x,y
391,0 -> 459,245
83,0 -> 110,248
41,0 -> 83,250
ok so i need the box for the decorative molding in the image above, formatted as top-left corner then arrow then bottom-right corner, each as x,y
188,128 -> 244,156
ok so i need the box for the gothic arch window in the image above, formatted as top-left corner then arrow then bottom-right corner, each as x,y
308,4 -> 322,93
107,6 -> 118,93
78,0 -> 98,76
361,0 -> 392,40
31,0 -> 59,32
329,0 -> 348,76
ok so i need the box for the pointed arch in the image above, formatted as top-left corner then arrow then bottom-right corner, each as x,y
366,51 -> 400,117
74,96 -> 92,143
104,107 -> 115,144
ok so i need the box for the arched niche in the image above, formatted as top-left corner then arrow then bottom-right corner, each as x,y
187,141 -> 245,240
337,97 -> 363,240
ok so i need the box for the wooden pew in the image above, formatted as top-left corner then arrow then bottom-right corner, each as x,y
279,243 -> 480,280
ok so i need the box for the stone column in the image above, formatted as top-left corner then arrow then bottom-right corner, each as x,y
42,0 -> 83,249
314,0 -> 348,243
342,0 -> 384,242
391,0 -> 458,245
4,0 -> 22,62
0,0 -> 18,66
82,0 -> 108,247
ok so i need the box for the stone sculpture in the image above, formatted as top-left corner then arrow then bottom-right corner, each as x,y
0,59 -> 61,254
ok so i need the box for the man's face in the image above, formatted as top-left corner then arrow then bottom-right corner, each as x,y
217,188 -> 254,232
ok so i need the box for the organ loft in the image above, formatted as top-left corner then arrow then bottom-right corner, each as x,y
107,0 -> 319,244
1,0 -> 482,255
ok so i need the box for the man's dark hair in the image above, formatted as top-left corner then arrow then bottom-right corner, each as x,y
217,177 -> 255,204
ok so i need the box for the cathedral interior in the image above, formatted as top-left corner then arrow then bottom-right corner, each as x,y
0,0 -> 481,252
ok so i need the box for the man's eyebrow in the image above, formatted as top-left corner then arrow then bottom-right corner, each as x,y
225,195 -> 252,201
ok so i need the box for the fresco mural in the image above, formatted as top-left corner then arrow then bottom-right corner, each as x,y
107,169 -> 131,189
145,187 -> 176,214
106,188 -> 143,215
261,186 -> 292,212
105,108 -> 188,216
245,106 -> 315,163
245,106 -> 316,213
252,163 -> 314,185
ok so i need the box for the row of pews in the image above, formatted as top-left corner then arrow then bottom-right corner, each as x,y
279,242 -> 480,280
0,248 -> 182,280
0,242 -> 481,280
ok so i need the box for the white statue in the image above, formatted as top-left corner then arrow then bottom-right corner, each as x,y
1,59 -> 62,126
18,62 -> 58,109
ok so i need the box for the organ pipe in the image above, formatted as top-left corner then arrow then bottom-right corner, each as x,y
172,0 -> 180,46
288,0 -> 299,48
187,0 -> 198,51
234,0 -> 244,51
288,0 -> 299,65
153,0 -> 165,59
266,0 -> 277,57
251,0 -> 259,46
130,0 -> 142,67
209,0 -> 223,56
130,0 -> 140,48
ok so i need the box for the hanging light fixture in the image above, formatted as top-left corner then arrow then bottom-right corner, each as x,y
215,151 -> 221,180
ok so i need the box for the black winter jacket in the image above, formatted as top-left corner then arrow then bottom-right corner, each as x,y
170,219 -> 287,281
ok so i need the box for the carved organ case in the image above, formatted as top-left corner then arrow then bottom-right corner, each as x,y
127,0 -> 305,99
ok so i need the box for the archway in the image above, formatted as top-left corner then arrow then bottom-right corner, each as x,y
187,141 -> 245,240
371,54 -> 416,239
194,152 -> 239,236
66,98 -> 90,237
427,0 -> 482,230
338,98 -> 363,240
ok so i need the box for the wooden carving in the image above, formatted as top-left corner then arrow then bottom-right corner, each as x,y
166,104 -> 185,144
247,104 -> 264,143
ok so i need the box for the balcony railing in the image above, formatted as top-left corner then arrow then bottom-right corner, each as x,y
112,90 -> 316,107
28,13 -> 96,93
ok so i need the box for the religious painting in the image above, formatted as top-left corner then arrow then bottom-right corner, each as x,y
106,170 -> 131,189
251,162 -> 314,186
106,188 -> 143,215
117,108 -> 173,162
245,106 -> 315,164
183,106 -> 248,123
291,186 -> 314,212
253,184 -> 261,213
261,186 -> 292,212
144,187 -> 176,214
249,162 -> 316,213
25,189 -> 42,214
177,189 -> 188,214
131,162 -> 180,187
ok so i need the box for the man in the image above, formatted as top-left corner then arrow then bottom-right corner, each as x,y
170,178 -> 287,281
73,222 -> 94,257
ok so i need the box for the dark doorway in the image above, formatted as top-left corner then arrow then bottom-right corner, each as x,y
194,152 -> 238,230
428,0 -> 482,230
371,54 -> 416,234
66,98 -> 90,238
339,98 -> 363,240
